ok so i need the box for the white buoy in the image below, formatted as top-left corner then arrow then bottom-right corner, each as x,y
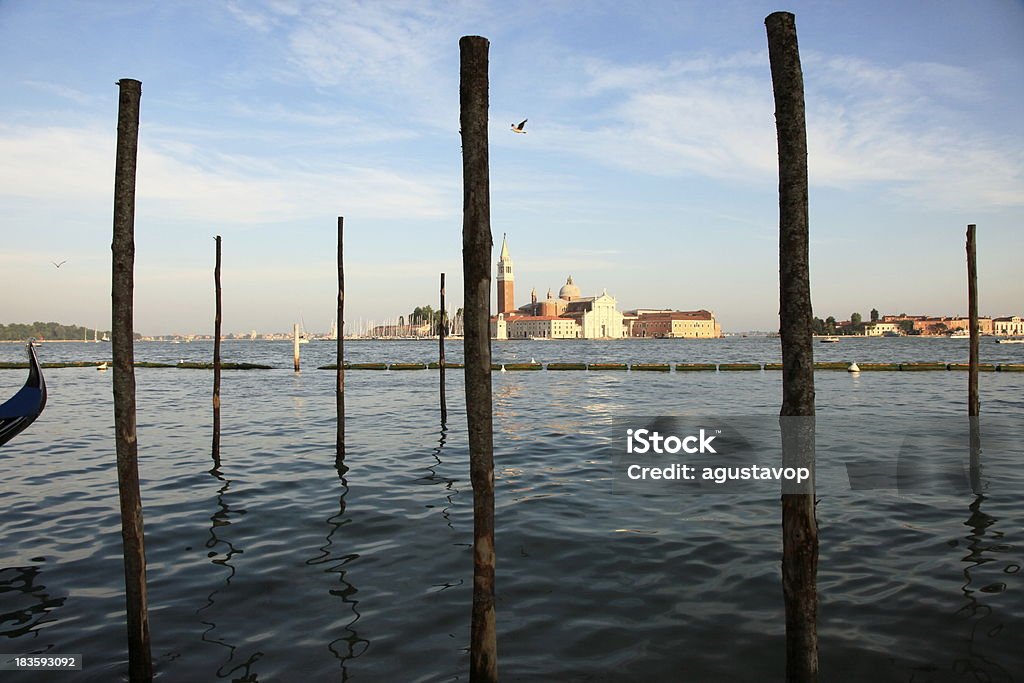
848,362 -> 860,373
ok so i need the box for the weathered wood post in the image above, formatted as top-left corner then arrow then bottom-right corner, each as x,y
213,235 -> 222,462
440,272 -> 448,424
293,323 -> 300,372
967,224 -> 979,416
766,12 -> 818,682
337,216 -> 345,458
111,77 -> 153,683
460,34 -> 498,683
966,224 -> 981,491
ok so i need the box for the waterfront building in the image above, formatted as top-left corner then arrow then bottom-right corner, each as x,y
489,236 -> 713,340
863,322 -> 902,336
994,316 -> 1024,336
913,316 -> 993,335
626,309 -> 721,338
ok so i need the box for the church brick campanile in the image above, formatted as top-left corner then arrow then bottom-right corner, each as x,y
497,233 -> 514,314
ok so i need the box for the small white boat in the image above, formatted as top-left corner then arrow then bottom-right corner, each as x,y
819,336 -> 839,343
996,338 -> 1024,344
950,330 -> 970,339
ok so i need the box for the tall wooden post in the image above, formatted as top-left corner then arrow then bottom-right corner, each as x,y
966,224 -> 981,491
213,235 -> 222,462
460,34 -> 498,683
440,272 -> 448,424
111,77 -> 153,683
766,12 -> 818,682
967,224 -> 979,417
293,323 -> 300,372
337,216 -> 345,458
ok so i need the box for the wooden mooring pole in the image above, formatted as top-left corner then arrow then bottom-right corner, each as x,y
440,272 -> 448,424
337,216 -> 345,458
766,12 -> 818,682
967,224 -> 981,490
111,77 -> 153,683
213,235 -> 222,462
460,34 -> 498,683
293,323 -> 300,372
967,224 -> 979,417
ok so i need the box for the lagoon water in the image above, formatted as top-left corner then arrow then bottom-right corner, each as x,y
1,338 -> 1022,681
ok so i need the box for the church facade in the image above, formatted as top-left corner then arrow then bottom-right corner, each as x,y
490,235 -> 626,339
489,234 -> 718,339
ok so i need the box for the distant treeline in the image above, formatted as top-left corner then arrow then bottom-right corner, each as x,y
0,322 -> 122,341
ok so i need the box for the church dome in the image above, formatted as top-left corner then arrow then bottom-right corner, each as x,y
559,276 -> 580,301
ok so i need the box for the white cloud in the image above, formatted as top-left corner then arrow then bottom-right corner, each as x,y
533,50 -> 1024,209
0,124 -> 459,225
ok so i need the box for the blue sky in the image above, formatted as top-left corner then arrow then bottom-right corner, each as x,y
1,0 -> 1021,335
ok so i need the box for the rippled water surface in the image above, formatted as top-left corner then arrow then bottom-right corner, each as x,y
1,339 -> 1022,682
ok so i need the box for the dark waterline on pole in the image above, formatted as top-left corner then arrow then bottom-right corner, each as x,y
213,235 -> 222,464
111,77 -> 153,683
337,216 -> 345,459
766,12 -> 818,682
440,272 -> 448,424
460,34 -> 498,683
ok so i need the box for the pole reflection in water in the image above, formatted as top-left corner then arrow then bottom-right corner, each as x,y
197,464 -> 262,682
952,425 -> 1016,682
422,420 -> 462,536
305,456 -> 368,679
0,564 -> 66,641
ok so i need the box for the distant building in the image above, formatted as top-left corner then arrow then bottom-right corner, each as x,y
625,309 -> 721,338
863,322 -> 902,336
496,234 -> 515,315
489,236 -> 716,339
994,316 -> 1024,336
913,316 -> 993,335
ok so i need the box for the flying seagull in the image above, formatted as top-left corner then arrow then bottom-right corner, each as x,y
511,119 -> 527,134
52,260 -> 67,268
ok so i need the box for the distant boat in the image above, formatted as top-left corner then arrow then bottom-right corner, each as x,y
101,334 -> 110,342
996,338 -> 1024,344
819,336 -> 839,343
882,331 -> 901,338
949,330 -> 970,339
0,342 -> 47,448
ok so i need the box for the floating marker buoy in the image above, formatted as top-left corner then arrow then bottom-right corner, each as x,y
848,362 -> 860,373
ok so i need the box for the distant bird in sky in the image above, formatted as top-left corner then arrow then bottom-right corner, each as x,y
52,260 -> 67,268
511,119 -> 527,134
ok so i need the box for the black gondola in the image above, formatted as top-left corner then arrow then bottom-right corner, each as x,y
0,342 -> 47,447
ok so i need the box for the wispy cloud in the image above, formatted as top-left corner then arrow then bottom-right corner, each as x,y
0,124 -> 459,225
531,50 -> 1024,209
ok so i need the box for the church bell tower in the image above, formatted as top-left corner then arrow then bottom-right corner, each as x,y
497,233 -> 515,315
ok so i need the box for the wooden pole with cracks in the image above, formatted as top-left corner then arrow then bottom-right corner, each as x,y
111,77 -> 153,683
766,12 -> 818,682
460,34 -> 498,683
213,235 -> 222,463
440,272 -> 448,424
337,216 -> 345,459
